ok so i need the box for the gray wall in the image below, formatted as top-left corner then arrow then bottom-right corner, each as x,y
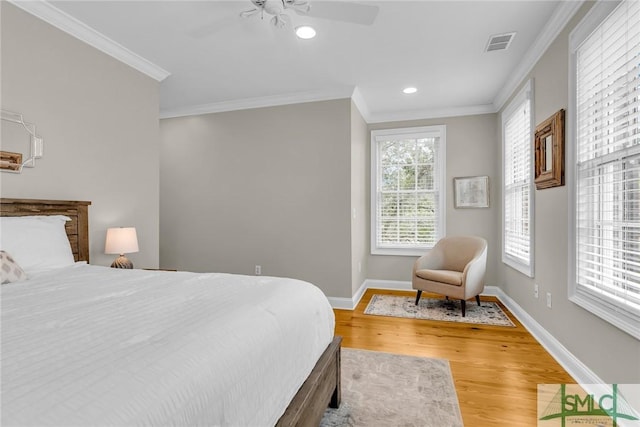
350,101 -> 368,295
0,3 -> 160,268
159,99 -> 353,297
367,114 -> 499,285
497,3 -> 640,383
159,104 -> 498,297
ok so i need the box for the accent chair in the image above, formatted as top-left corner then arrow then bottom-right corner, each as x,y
412,235 -> 488,317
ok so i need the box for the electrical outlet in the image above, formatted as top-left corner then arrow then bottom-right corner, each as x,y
546,292 -> 552,308
534,283 -> 539,299
255,265 -> 261,275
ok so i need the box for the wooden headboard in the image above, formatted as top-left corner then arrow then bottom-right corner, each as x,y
0,198 -> 91,262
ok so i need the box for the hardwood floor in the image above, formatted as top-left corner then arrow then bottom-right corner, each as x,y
334,289 -> 575,427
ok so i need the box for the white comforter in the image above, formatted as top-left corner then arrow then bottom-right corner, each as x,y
1,264 -> 335,426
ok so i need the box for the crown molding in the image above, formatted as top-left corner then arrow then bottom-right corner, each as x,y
15,0 -> 584,121
365,103 -> 497,124
160,86 -> 356,119
8,0 -> 170,82
350,87 -> 372,121
492,0 -> 585,111
161,86 -> 497,122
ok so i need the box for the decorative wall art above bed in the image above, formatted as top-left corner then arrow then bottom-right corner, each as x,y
0,110 -> 44,173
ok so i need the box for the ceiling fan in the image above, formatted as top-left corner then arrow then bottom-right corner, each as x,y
187,0 -> 379,39
241,0 -> 309,28
239,0 -> 379,29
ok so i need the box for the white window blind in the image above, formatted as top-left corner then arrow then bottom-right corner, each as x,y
371,126 -> 446,256
572,0 -> 640,337
502,81 -> 534,276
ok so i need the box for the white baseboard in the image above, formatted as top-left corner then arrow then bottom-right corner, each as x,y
328,279 -> 412,310
326,281 -> 365,309
329,281 -> 605,386
486,286 -> 604,386
326,297 -> 356,310
362,279 -> 412,294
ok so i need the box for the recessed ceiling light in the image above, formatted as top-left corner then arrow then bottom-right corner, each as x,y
403,87 -> 418,94
296,26 -> 316,39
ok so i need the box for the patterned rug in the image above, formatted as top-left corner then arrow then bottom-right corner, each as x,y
320,348 -> 463,427
364,294 -> 515,327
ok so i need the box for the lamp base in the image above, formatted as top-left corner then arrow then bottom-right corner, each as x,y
111,255 -> 133,269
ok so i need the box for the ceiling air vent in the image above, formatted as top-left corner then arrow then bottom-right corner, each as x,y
485,32 -> 516,52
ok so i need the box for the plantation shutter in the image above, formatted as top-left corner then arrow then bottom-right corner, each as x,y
503,93 -> 532,275
575,0 -> 640,316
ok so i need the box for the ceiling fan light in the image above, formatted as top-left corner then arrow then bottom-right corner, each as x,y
296,25 -> 316,39
403,87 -> 418,94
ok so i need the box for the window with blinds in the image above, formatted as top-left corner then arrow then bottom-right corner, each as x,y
371,126 -> 446,256
570,0 -> 640,339
502,80 -> 534,276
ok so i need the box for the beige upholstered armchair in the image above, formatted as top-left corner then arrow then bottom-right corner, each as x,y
412,236 -> 488,317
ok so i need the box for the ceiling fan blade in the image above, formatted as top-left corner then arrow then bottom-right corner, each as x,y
303,1 -> 379,26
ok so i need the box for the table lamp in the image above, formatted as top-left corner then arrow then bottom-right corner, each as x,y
105,227 -> 139,269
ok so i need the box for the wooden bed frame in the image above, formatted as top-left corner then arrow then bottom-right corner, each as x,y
0,197 -> 341,426
1,198 -> 91,262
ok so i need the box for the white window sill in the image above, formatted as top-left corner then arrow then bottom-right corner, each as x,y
570,291 -> 640,341
372,247 -> 433,257
502,255 -> 533,278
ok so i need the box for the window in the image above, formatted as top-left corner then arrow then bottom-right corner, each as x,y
502,80 -> 534,277
371,126 -> 446,256
569,0 -> 640,339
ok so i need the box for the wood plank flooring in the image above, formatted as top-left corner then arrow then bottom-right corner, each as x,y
334,289 -> 575,427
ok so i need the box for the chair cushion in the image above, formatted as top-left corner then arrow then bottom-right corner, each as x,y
415,269 -> 463,286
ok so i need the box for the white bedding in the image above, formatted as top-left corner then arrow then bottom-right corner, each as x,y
1,264 -> 335,426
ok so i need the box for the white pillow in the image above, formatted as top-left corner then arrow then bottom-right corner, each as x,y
0,215 -> 75,273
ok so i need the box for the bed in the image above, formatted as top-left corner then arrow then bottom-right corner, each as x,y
0,198 -> 341,427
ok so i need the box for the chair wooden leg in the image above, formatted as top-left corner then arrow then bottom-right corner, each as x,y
461,299 -> 466,317
476,295 -> 481,306
415,290 -> 422,305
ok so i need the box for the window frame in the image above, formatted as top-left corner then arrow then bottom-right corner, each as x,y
568,0 -> 640,339
370,125 -> 446,256
501,79 -> 535,277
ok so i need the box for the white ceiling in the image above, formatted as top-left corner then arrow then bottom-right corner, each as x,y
26,0 -> 571,121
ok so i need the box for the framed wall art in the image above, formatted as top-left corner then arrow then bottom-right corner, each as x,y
454,175 -> 489,208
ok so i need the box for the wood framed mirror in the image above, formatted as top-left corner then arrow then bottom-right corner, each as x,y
534,109 -> 564,190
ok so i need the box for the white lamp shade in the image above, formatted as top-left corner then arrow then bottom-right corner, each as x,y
105,227 -> 139,255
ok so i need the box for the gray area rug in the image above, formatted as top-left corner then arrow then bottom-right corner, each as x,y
364,294 -> 515,327
321,348 -> 463,427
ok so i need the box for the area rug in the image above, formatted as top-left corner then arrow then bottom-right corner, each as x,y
364,294 -> 515,327
320,348 -> 463,427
